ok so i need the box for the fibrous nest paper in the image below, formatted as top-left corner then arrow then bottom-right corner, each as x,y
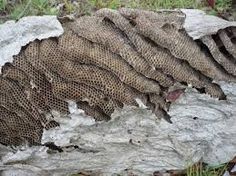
0,8 -> 236,175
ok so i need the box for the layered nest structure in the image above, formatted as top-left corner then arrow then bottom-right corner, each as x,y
0,8 -> 236,146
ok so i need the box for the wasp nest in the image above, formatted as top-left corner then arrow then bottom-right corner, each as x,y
0,8 -> 236,146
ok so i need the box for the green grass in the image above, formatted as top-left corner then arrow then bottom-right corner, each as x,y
0,0 -> 58,22
216,0 -> 232,9
88,0 -> 201,10
127,0 -> 201,9
186,162 -> 228,176
0,0 -> 7,11
89,0 -> 122,9
88,0 -> 232,10
0,0 -> 233,22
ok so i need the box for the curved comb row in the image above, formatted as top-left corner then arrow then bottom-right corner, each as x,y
0,8 -> 236,146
